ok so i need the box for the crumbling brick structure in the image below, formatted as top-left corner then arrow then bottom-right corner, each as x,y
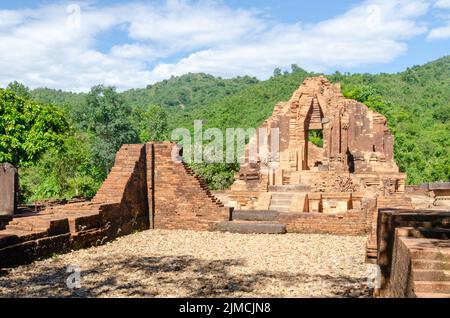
147,142 -> 231,230
0,142 -> 230,267
226,76 -> 408,236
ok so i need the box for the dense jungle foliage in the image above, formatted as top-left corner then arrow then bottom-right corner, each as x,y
2,56 -> 448,202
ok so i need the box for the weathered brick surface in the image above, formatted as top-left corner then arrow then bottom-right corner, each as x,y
224,77 -> 411,239
0,163 -> 18,216
381,235 -> 450,298
0,144 -> 149,267
376,209 -> 450,282
384,233 -> 415,297
278,210 -> 368,236
229,77 -> 406,211
0,142 -> 233,267
150,142 -> 232,231
374,209 -> 450,298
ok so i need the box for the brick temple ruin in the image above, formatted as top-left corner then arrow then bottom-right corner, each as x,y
223,77 -> 408,236
0,76 -> 448,298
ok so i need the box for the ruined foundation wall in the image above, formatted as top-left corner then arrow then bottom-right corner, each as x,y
383,234 -> 415,298
0,144 -> 149,267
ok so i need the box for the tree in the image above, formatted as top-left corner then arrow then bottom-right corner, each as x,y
20,133 -> 102,202
7,81 -> 31,100
133,105 -> 169,142
0,88 -> 68,166
433,104 -> 450,123
273,68 -> 282,77
83,85 -> 138,177
291,64 -> 305,73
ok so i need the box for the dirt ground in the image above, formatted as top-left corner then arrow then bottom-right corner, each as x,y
0,230 -> 371,298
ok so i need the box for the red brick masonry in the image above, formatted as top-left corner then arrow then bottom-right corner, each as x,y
0,142 -> 230,267
373,209 -> 450,298
148,143 -> 231,231
278,210 -> 368,236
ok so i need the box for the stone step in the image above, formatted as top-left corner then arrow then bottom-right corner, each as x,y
270,198 -> 292,206
407,227 -> 450,240
365,247 -> 377,261
268,184 -> 311,192
415,292 -> 450,298
232,210 -> 279,222
216,221 -> 287,234
268,205 -> 290,212
411,250 -> 450,262
414,281 -> 450,294
270,193 -> 294,199
412,260 -> 450,270
413,269 -> 450,282
5,224 -> 47,232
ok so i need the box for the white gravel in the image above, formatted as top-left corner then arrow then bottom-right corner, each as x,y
0,230 -> 371,298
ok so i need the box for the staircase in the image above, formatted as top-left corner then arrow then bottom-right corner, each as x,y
409,237 -> 450,298
269,193 -> 293,212
182,162 -> 225,208
266,184 -> 310,213
310,98 -> 323,123
217,210 -> 286,234
366,195 -> 414,263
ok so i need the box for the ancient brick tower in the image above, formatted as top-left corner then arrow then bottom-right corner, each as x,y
228,76 -> 407,212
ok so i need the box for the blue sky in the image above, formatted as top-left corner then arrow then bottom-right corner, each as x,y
0,0 -> 449,91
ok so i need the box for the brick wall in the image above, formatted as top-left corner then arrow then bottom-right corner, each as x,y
0,144 -> 149,267
150,142 -> 231,231
278,210 -> 368,236
93,144 -> 149,233
0,142 -> 236,267
376,209 -> 450,284
374,209 -> 450,297
384,232 -> 414,297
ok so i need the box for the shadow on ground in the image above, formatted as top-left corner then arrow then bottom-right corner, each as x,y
0,255 -> 369,298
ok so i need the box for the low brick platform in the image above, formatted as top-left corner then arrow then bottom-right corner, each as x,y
218,208 -> 368,236
217,210 -> 287,234
217,221 -> 287,234
278,210 -> 368,236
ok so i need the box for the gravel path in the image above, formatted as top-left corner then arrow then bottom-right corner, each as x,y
0,230 -> 371,298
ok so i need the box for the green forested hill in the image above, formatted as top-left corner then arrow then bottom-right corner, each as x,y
5,57 -> 449,201
332,56 -> 450,184
122,73 -> 260,110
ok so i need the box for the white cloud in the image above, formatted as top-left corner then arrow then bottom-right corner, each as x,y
435,0 -> 450,9
150,0 -> 430,81
428,23 -> 450,39
110,44 -> 162,60
127,0 -> 266,50
427,0 -> 450,39
0,0 -> 434,92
